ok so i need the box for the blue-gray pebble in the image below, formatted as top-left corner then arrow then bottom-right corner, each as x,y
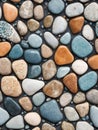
21,40 -> 29,49
96,22 -> 98,37
60,32 -> 71,45
57,67 -> 70,78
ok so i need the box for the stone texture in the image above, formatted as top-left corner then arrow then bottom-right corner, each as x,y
95,39 -> 98,53
88,55 -> 98,69
61,121 -> 75,130
42,123 -> 56,130
34,5 -> 44,20
44,15 -> 53,28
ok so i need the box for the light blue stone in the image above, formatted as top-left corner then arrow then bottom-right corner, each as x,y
48,0 -> 64,14
40,100 -> 63,123
96,22 -> 98,37
60,32 -> 71,44
9,44 -> 23,59
24,49 -> 42,64
71,35 -> 93,58
32,92 -> 45,106
20,40 -> 29,49
28,34 -> 42,48
79,71 -> 97,91
28,65 -> 41,78
56,67 -> 70,78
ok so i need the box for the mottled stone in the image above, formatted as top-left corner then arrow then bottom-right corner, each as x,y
42,123 -> 56,130
44,15 -> 53,28
34,5 -> 44,20
62,121 -> 75,130
88,55 -> 98,69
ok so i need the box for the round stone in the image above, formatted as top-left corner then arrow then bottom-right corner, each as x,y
88,55 -> 98,69
62,121 -> 75,130
43,15 -> 53,28
34,5 -> 44,20
56,67 -> 70,78
42,123 -> 56,130
60,32 -> 71,45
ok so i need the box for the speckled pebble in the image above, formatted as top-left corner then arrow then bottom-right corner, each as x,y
43,15 -> 53,28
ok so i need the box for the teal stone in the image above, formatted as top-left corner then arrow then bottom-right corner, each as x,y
20,40 -> 29,49
28,34 -> 42,48
71,35 -> 93,58
48,0 -> 64,14
60,32 -> 71,44
96,22 -> 98,37
9,44 -> 23,59
24,49 -> 42,64
79,71 -> 97,91
28,65 -> 41,78
56,67 -> 70,78
40,100 -> 63,123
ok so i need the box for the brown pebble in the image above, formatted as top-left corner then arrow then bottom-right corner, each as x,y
42,123 -> 56,130
44,15 -> 53,28
88,55 -> 98,69
62,121 -> 75,130
34,5 -> 44,20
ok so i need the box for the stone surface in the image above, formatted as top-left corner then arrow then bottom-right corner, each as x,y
34,0 -> 43,3
95,39 -> 98,52
32,127 -> 40,130
34,5 -> 44,20
61,121 -> 75,130
0,91 -> 3,103
43,15 -> 53,28
21,40 -> 29,49
88,55 -> 98,69
0,7 -> 2,19
57,67 -> 70,78
60,32 -> 71,45
96,22 -> 98,37
42,123 -> 56,130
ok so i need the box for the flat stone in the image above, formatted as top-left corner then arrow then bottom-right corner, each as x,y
42,123 -> 56,130
40,100 -> 63,123
52,16 -> 67,35
34,5 -> 44,20
24,112 -> 41,126
60,32 -> 71,45
20,40 -> 29,49
57,67 -> 70,78
64,106 -> 79,121
43,15 -> 53,28
6,115 -> 24,129
1,76 -> 22,97
42,60 -> 57,80
43,80 -> 63,98
60,92 -> 72,107
66,2 -> 84,17
22,78 -> 45,96
79,71 -> 97,91
54,45 -> 74,65
0,58 -> 11,75
63,73 -> 78,94
34,0 -> 43,3
44,32 -> 59,49
95,39 -> 98,53
71,35 -> 93,58
88,55 -> 98,69
61,121 -> 75,130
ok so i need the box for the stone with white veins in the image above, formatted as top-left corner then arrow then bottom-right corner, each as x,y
22,78 -> 45,96
52,16 -> 67,35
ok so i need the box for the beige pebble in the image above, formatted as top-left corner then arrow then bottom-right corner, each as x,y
44,15 -> 53,28
42,123 -> 56,130
32,127 -> 40,130
34,5 -> 44,20
62,121 -> 75,130
95,39 -> 98,53
33,0 -> 44,3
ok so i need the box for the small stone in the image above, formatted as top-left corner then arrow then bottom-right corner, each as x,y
63,73 -> 78,94
40,100 -> 63,123
19,97 -> 33,111
1,76 -> 22,97
42,60 -> 57,80
22,78 -> 45,96
61,121 -> 75,130
69,16 -> 84,34
24,112 -> 41,126
96,22 -> 98,37
95,39 -> 98,53
21,40 -> 29,49
60,32 -> 71,45
0,7 -> 2,19
66,2 -> 84,17
88,55 -> 98,69
32,127 -> 40,130
57,67 -> 70,78
64,106 -> 79,121
34,5 -> 44,20
52,16 -> 67,35
0,91 -> 3,103
6,115 -> 24,129
79,0 -> 89,2
34,0 -> 43,3
42,123 -> 56,130
60,93 -> 72,107
43,15 -> 53,28
3,3 -> 18,22
54,45 -> 74,65
0,58 -> 11,75
27,19 -> 39,32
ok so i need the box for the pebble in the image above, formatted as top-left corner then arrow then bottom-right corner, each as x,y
41,44 -> 53,58
54,45 -> 74,65
27,19 -> 40,32
84,2 -> 98,22
1,76 -> 22,97
32,92 -> 45,106
3,3 -> 18,22
34,5 -> 44,20
22,78 -> 45,96
0,21 -> 20,43
17,20 -> 28,36
72,59 -> 88,75
11,0 -> 20,2
6,115 -> 24,129
32,127 -> 40,130
60,32 -> 71,45
79,0 -> 89,2
95,39 -> 98,52
59,93 -> 72,107
73,92 -> 86,104
42,123 -> 56,130
42,60 -> 57,80
4,97 -> 21,116
0,7 -> 2,19
24,112 -> 41,126
76,121 -> 94,130
61,121 -> 75,130
0,58 -> 11,75
63,73 -> 78,94
82,24 -> 94,40
0,91 -> 3,103
52,16 -> 68,35
43,80 -> 63,98
86,89 -> 98,104
66,2 -> 84,17
20,40 -> 29,49
43,15 -> 53,28
48,0 -> 64,14
34,0 -> 43,3
79,71 -> 97,91
96,22 -> 98,37
64,106 -> 79,121
0,107 -> 9,126
19,97 -> 33,111
19,0 -> 33,19
88,55 -> 98,69
71,35 -> 93,58
44,32 -> 59,49
40,100 -> 63,123
24,49 -> 42,64
9,44 -> 23,59
56,67 -> 70,78
28,34 -> 42,48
